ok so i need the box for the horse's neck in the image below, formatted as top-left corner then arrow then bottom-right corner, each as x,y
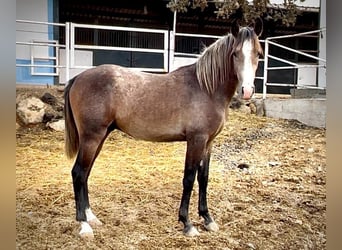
169,63 -> 237,107
215,74 -> 239,107
169,63 -> 197,85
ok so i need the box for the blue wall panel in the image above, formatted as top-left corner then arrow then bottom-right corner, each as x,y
16,59 -> 54,85
16,0 -> 55,85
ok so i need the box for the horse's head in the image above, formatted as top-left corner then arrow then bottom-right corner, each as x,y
231,24 -> 263,100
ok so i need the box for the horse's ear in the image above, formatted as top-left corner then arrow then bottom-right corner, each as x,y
249,17 -> 263,37
231,20 -> 240,37
228,7 -> 243,37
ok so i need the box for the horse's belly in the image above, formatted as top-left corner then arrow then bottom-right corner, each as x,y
116,116 -> 186,142
120,124 -> 186,142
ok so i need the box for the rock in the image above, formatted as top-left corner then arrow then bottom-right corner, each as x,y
229,96 -> 243,109
246,243 -> 256,249
16,93 -> 26,105
249,102 -> 257,114
239,104 -> 251,114
43,113 -> 56,123
47,119 -> 65,131
237,163 -> 250,170
17,97 -> 46,125
268,161 -> 281,167
41,92 -> 64,114
250,99 -> 265,116
295,219 -> 303,225
41,92 -> 58,106
307,147 -> 315,153
43,105 -> 63,123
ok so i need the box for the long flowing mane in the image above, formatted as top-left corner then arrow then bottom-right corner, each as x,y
196,27 -> 260,95
196,34 -> 235,95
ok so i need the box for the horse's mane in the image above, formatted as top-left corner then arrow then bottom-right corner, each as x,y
196,27 -> 259,95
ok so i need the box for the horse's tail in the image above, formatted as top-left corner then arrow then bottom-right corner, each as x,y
64,76 -> 79,159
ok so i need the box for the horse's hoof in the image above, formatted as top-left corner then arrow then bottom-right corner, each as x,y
88,218 -> 103,228
204,221 -> 219,232
79,231 -> 94,240
184,226 -> 200,237
79,222 -> 94,240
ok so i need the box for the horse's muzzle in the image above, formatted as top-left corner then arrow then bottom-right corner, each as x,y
241,86 -> 255,100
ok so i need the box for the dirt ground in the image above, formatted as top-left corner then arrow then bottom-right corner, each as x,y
16,86 -> 326,249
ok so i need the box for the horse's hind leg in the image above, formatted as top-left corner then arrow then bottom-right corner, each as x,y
72,128 -> 109,239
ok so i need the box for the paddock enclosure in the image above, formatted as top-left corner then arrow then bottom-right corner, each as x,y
16,87 -> 326,249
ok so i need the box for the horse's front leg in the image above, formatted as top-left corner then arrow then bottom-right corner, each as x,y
179,163 -> 199,236
179,135 -> 208,236
197,148 -> 219,232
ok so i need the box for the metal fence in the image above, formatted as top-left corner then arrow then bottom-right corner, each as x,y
262,28 -> 326,99
69,22 -> 169,73
16,20 -> 170,84
16,20 -> 326,99
169,32 -> 221,71
16,20 -> 67,82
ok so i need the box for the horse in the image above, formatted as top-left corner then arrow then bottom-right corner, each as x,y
64,26 -> 263,239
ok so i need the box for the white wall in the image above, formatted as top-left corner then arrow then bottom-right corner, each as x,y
16,0 -> 47,21
264,98 -> 326,128
59,49 -> 93,84
297,64 -> 318,87
16,0 -> 49,59
171,56 -> 198,71
267,0 -> 320,8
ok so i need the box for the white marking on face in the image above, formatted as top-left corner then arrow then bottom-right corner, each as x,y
241,40 -> 255,87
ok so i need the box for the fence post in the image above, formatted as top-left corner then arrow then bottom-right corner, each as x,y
169,30 -> 175,72
65,22 -> 70,84
164,31 -> 169,72
262,39 -> 269,99
70,22 -> 75,69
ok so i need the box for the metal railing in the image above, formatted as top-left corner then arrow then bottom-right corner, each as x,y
69,22 -> 170,73
169,32 -> 221,71
262,28 -> 326,99
16,20 -> 170,84
16,20 -> 68,81
170,32 -> 265,79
